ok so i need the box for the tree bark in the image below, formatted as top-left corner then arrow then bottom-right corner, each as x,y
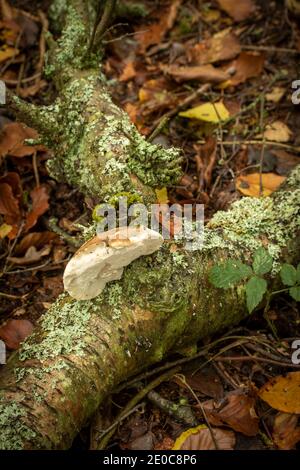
0,0 -> 299,449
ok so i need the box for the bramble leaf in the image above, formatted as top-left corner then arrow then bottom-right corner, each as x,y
280,264 -> 297,286
246,276 -> 267,313
289,286 -> 300,302
252,247 -> 273,275
209,260 -> 252,289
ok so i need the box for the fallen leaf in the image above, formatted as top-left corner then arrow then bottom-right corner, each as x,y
155,187 -> 169,204
224,52 -> 264,86
263,121 -> 292,143
180,101 -> 230,123
164,64 -> 229,83
0,122 -> 45,158
266,87 -> 286,103
119,61 -> 137,82
0,172 -> 22,237
270,149 -> 300,176
203,390 -> 259,436
184,366 -> 224,399
217,0 -> 256,21
7,244 -> 51,265
189,30 -> 241,65
0,222 -> 12,238
258,372 -> 300,414
128,432 -> 154,450
272,412 -> 300,450
173,424 -> 235,450
13,231 -> 57,256
24,185 -> 50,231
0,319 -> 34,350
124,102 -> 139,124
18,80 -> 48,98
137,0 -> 181,52
236,172 -> 286,197
0,44 -> 18,62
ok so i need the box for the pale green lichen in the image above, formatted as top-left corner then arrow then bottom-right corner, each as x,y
0,402 -> 36,450
19,293 -> 93,362
203,166 -> 300,274
105,283 -> 123,320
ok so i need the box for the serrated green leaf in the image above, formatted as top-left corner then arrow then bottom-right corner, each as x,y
289,286 -> 300,302
209,260 -> 252,289
280,264 -> 297,286
296,264 -> 300,283
246,276 -> 267,313
252,247 -> 273,275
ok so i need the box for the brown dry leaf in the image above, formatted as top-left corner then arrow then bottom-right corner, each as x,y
124,102 -> 139,124
13,231 -> 57,256
236,172 -> 286,197
137,0 -> 181,52
8,244 -> 51,265
258,372 -> 300,414
272,413 -> 300,450
203,390 -> 259,436
184,366 -> 224,399
173,424 -> 235,450
24,185 -> 50,231
224,52 -> 264,86
194,137 -> 217,189
0,172 -> 22,237
0,319 -> 34,350
189,30 -> 241,65
217,0 -> 256,21
119,61 -> 136,82
18,80 -> 48,98
0,122 -> 45,158
164,64 -> 229,83
265,87 -> 285,103
263,121 -> 292,143
270,149 -> 300,176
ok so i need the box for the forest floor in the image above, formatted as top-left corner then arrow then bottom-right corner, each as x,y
0,0 -> 299,450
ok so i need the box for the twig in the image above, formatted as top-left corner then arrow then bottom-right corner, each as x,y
196,139 -> 300,153
48,217 -> 81,248
216,355 -> 300,368
94,0 -> 117,49
32,151 -> 40,187
94,367 -> 180,449
149,83 -> 211,133
175,374 -> 219,450
241,45 -> 299,54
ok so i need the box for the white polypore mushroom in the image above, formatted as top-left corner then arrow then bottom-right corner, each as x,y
63,226 -> 163,300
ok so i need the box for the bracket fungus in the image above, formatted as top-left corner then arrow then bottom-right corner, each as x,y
63,226 -> 163,300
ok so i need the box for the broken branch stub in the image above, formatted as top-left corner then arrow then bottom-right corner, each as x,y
63,226 -> 163,300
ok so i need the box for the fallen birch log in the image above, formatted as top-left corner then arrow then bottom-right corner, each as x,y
0,0 -> 299,449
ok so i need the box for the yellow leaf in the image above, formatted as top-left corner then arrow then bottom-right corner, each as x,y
179,101 -> 229,123
155,187 -> 169,203
258,372 -> 300,414
0,223 -> 12,239
236,173 -> 286,197
173,424 -> 235,450
0,46 -> 18,63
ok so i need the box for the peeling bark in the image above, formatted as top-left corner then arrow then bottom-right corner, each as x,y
0,0 -> 299,450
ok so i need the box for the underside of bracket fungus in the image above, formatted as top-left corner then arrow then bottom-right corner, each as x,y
63,226 -> 164,300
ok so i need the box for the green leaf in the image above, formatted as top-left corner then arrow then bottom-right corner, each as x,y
252,247 -> 273,275
209,260 -> 252,289
289,286 -> 300,302
246,276 -> 267,313
280,264 -> 297,286
296,264 -> 300,284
